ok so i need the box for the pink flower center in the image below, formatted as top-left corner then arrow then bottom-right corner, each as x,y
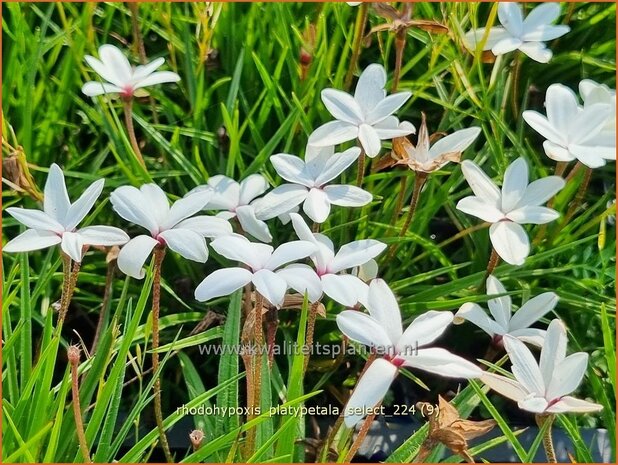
384,354 -> 405,368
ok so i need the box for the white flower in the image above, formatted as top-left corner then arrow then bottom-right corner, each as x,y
308,64 -> 415,157
255,145 -> 371,223
190,174 -> 273,243
455,275 -> 558,347
522,84 -> 613,169
82,44 -> 180,97
463,3 -> 570,63
456,158 -> 565,266
110,184 -> 231,279
194,234 -> 317,307
337,279 -> 482,427
482,319 -> 602,414
4,164 -> 129,262
277,213 -> 386,306
579,79 -> 616,150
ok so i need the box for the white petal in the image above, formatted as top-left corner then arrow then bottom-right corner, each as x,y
518,396 -> 549,413
570,103 -> 611,144
355,258 -> 378,282
160,190 -> 213,230
508,328 -> 547,347
98,44 -> 133,84
366,279 -> 403,344
43,164 -> 70,223
321,89 -> 364,124
353,63 -> 387,115
78,226 -> 129,246
460,160 -> 501,208
305,144 -> 336,179
324,185 -> 372,207
366,92 -> 411,125
131,57 -> 165,81
308,121 -> 359,147
491,37 -> 523,55
358,123 -> 382,157
276,264 -> 323,303
110,186 -> 159,235
515,176 -> 565,208
402,348 -> 482,379
545,396 -> 603,414
270,154 -> 313,186
236,206 -> 272,243
543,141 -> 575,162
61,231 -> 84,263
253,184 -> 308,220
194,268 -> 253,302
568,144 -> 609,169
489,221 -> 530,266
336,310 -> 394,349
546,352 -> 588,400
486,275 -> 511,329
314,147 -> 361,186
239,174 -> 269,205
289,212 -> 318,242
428,127 -> 481,160
481,372 -> 530,403
265,240 -> 316,270
159,228 -> 208,263
322,273 -> 367,307
519,42 -> 552,63
133,71 -> 181,89
501,158 -> 528,212
506,206 -> 559,224
140,184 -> 170,225
539,319 -> 567,387
252,269 -> 288,307
456,196 -> 505,223
343,359 -> 398,428
211,234 -> 273,270
206,176 -> 240,210
329,240 -> 386,274
522,3 -> 561,30
522,110 -> 565,145
521,25 -> 570,43
3,229 -> 61,253
503,335 -> 545,394
303,188 -> 331,223
509,292 -> 558,331
174,216 -> 233,238
84,53 -> 125,86
64,179 -> 105,231
544,84 -> 579,136
6,208 -> 64,233
398,311 -> 453,354
454,302 -> 505,337
372,117 -> 416,139
117,235 -> 159,279
463,27 -> 512,52
498,2 -> 524,37
81,82 -> 124,97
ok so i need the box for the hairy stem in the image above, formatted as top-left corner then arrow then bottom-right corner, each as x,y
388,172 -> 427,259
303,301 -> 320,373
152,247 -> 173,463
246,292 -> 265,455
344,2 -> 369,90
58,255 -> 81,326
344,402 -> 381,462
391,30 -> 406,93
536,414 -> 556,463
480,247 -> 500,290
122,98 -> 146,167
356,149 -> 366,187
68,346 -> 92,463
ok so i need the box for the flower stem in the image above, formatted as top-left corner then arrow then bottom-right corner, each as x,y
562,164 -> 592,227
391,30 -> 406,93
246,292 -> 265,455
479,247 -> 500,291
390,174 -> 408,226
344,402 -> 381,462
536,413 -> 557,463
356,149 -> 366,187
68,346 -> 92,463
388,171 -> 427,259
344,2 -> 369,90
122,98 -> 146,168
533,161 -> 569,245
303,301 -> 320,373
151,246 -> 173,463
91,257 -> 115,353
58,254 -> 81,327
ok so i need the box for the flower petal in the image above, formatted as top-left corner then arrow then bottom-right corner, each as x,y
491,37 -> 523,55
64,179 -> 105,231
206,175 -> 239,210
84,53 -> 125,86
329,239 -> 387,274
270,154 -> 313,186
545,396 -> 603,414
336,310 -> 394,349
174,216 -> 233,238
456,196 -> 505,222
98,44 -> 133,84
61,231 -> 84,263
211,234 -> 273,270
538,319 -> 567,387
324,185 -> 372,207
515,176 -> 565,208
489,221 -> 529,266
486,275 -> 511,330
503,335 -> 545,394
321,89 -> 364,124
3,229 -> 61,253
343,358 -> 398,428
303,188 -> 331,223
366,279 -> 403,345
521,25 -> 569,43
133,71 -> 181,89
518,397 -> 549,413
308,121 -> 359,147
508,328 -> 546,347
501,158 -> 528,212
236,205 -> 272,243
6,208 -> 64,233
398,311 -> 453,354
81,82 -> 124,97
372,116 -> 416,139
110,186 -> 159,235
322,273 -> 368,307
160,190 -> 213,230
481,372 -> 530,403
265,240 -> 316,270
117,235 -> 159,279
78,226 -> 129,246
402,348 -> 482,379
314,147 -> 361,186
43,164 -> 71,223
239,174 -> 269,205
506,206 -> 560,224
252,269 -> 288,307
522,3 -> 561,30
194,267 -> 253,302
509,292 -> 558,331
358,123 -> 382,157
158,228 -> 209,263
132,57 -> 165,81
428,127 -> 481,160
454,302 -> 505,337
462,27 -> 511,52
518,41 -> 552,63
366,92 -> 412,125
353,63 -> 387,115
498,2 -> 524,37
568,143 -> 610,169
460,160 -> 502,208
140,184 -> 170,225
253,184 -> 308,220
276,264 -> 323,303
522,110 -> 565,145
546,352 -> 589,400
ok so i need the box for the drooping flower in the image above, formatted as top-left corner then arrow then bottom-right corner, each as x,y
481,319 -> 602,414
456,157 -> 565,266
82,44 -> 180,98
337,279 -> 482,427
254,145 -> 371,223
110,184 -> 231,279
522,83 -> 613,168
190,174 -> 273,243
463,3 -> 570,63
194,234 -> 317,307
308,64 -> 415,157
4,164 -> 129,262
579,79 -> 616,151
277,213 -> 386,306
455,275 -> 558,347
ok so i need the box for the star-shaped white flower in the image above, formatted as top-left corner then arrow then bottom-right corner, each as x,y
579,79 -> 616,152
456,157 -> 565,266
337,279 -> 482,427
308,64 -> 415,157
82,44 -> 180,98
464,3 -> 570,63
482,319 -> 602,414
277,213 -> 386,306
4,164 -> 129,262
255,145 -> 371,223
110,184 -> 231,279
194,234 -> 317,307
522,83 -> 613,169
455,275 -> 558,347
190,174 -> 273,243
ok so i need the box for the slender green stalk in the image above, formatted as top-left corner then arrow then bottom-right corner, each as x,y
391,175 -> 408,226
562,164 -> 593,226
303,301 -> 320,373
388,171 -> 427,259
68,345 -> 92,463
536,414 -> 556,463
534,161 -> 569,245
391,29 -> 406,93
122,98 -> 146,167
90,256 -> 115,353
344,2 -> 369,90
